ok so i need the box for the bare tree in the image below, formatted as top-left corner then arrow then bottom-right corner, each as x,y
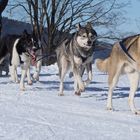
7,0 -> 129,52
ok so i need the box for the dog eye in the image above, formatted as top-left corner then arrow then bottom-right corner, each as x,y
82,35 -> 86,38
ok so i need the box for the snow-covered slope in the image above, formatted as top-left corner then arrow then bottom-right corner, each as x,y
0,64 -> 140,140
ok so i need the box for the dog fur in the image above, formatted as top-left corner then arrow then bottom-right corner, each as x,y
96,34 -> 140,114
32,48 -> 42,81
56,22 -> 97,96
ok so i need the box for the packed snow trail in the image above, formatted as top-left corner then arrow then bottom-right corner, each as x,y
0,64 -> 140,140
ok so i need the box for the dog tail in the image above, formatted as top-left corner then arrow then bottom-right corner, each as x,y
96,57 -> 110,73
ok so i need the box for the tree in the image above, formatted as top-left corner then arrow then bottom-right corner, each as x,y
0,0 -> 9,36
7,0 -> 129,52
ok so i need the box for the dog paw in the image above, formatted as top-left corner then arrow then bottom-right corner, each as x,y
33,75 -> 39,81
75,91 -> 81,96
28,81 -> 33,85
106,107 -> 113,111
133,110 -> 140,115
20,84 -> 26,91
84,80 -> 91,87
11,79 -> 18,83
20,87 -> 26,91
58,93 -> 64,96
15,80 -> 20,83
79,83 -> 85,92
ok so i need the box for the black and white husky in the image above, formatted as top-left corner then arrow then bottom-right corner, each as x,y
0,30 -> 38,90
56,22 -> 97,96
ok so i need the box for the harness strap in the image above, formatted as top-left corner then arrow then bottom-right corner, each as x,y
126,36 -> 139,51
119,41 -> 136,62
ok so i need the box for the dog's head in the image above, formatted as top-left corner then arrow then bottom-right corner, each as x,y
20,30 -> 37,58
31,31 -> 42,52
76,22 -> 97,50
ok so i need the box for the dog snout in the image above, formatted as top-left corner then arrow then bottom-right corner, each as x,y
87,40 -> 92,45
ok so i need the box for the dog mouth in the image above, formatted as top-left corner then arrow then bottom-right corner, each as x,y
83,44 -> 92,49
26,48 -> 36,59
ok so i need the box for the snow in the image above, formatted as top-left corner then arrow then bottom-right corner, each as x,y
0,64 -> 140,140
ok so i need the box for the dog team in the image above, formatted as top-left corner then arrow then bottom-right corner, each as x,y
0,22 -> 140,115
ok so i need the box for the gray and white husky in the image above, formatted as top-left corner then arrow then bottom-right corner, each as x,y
56,22 -> 97,96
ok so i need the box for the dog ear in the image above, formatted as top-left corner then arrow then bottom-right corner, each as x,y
86,22 -> 93,29
76,23 -> 81,30
22,29 -> 29,37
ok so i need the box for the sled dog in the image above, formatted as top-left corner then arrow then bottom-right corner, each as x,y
56,22 -> 97,96
96,34 -> 140,114
0,30 -> 37,90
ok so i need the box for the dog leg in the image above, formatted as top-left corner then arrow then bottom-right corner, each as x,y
20,69 -> 27,91
9,65 -> 15,82
74,74 -> 79,95
73,66 -> 85,95
84,63 -> 92,86
20,63 -> 29,91
27,67 -> 32,85
77,75 -> 85,92
80,65 -> 85,77
127,71 -> 140,115
58,57 -> 68,96
107,67 -> 121,110
14,66 -> 19,83
33,59 -> 42,81
9,65 -> 19,83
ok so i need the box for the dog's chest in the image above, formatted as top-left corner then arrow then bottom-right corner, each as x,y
73,55 -> 93,66
74,56 -> 82,65
20,53 -> 30,63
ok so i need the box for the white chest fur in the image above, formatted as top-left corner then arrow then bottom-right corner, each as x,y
74,56 -> 82,66
73,55 -> 93,66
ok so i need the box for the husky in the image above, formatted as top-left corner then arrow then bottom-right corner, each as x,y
56,22 -> 97,96
96,34 -> 140,114
0,30 -> 37,90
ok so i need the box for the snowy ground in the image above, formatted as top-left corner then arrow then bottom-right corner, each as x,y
0,64 -> 140,140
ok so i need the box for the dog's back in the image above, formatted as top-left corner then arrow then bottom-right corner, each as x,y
97,35 -> 140,74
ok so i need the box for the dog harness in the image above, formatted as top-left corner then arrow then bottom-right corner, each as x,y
119,41 -> 136,62
119,35 -> 140,62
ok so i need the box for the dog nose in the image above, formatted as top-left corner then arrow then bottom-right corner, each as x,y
87,40 -> 92,45
32,46 -> 38,52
